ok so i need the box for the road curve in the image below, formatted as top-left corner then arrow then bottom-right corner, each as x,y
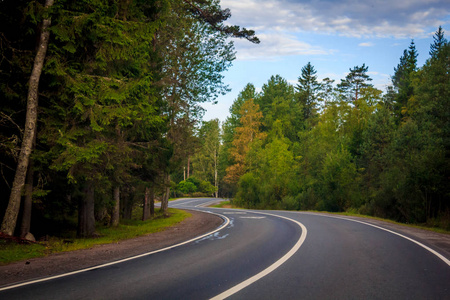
1,198 -> 449,299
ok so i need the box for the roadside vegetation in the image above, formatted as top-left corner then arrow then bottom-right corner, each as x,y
1,0 -> 448,249
218,29 -> 450,231
0,1 -> 257,241
0,208 -> 189,265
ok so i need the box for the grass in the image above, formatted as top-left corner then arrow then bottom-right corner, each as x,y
0,208 -> 190,265
211,200 -> 449,234
329,211 -> 450,234
210,200 -> 236,208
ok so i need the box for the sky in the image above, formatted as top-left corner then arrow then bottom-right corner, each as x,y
201,0 -> 450,122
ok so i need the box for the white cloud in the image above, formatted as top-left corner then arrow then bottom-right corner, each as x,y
233,32 -> 333,61
359,42 -> 375,47
221,0 -> 450,38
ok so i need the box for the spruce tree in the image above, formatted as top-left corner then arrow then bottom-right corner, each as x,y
392,40 -> 418,122
296,62 -> 321,122
429,26 -> 448,57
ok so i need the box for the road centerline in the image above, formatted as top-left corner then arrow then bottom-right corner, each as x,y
209,211 -> 307,300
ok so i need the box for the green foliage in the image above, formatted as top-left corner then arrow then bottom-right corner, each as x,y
177,180 -> 197,194
198,180 -> 217,195
318,148 -> 360,212
1,0 -> 253,237
176,176 -> 217,196
0,208 -> 189,264
221,30 -> 449,229
296,62 -> 321,123
235,172 -> 259,208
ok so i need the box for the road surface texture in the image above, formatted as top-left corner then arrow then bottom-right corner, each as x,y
1,198 -> 449,299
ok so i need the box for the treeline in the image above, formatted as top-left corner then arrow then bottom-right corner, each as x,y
219,28 -> 449,229
0,0 -> 257,238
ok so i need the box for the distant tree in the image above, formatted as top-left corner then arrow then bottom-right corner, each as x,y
318,77 -> 336,108
392,40 -> 418,121
257,75 -> 301,139
296,62 -> 321,122
192,119 -> 220,197
220,83 -> 257,196
429,26 -> 448,57
337,64 -> 373,105
224,98 -> 265,185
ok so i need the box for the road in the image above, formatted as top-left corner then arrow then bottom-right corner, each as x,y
1,198 -> 449,299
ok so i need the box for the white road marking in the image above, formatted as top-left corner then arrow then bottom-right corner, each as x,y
195,232 -> 229,243
171,199 -> 199,207
210,211 -> 307,300
299,212 -> 450,267
0,211 -> 230,292
240,216 -> 266,219
223,212 -> 247,215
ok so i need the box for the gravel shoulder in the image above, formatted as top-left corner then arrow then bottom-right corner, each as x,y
0,209 -> 223,287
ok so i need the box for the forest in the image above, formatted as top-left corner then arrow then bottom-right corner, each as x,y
0,0 -> 257,239
216,28 -> 449,230
1,0 -> 449,243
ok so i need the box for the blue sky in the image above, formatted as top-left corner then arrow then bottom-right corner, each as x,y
201,0 -> 450,122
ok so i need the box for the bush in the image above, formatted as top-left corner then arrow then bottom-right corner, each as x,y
199,180 -> 217,195
235,172 -> 259,208
177,180 -> 197,194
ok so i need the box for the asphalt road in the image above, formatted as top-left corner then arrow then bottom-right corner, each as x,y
1,198 -> 449,299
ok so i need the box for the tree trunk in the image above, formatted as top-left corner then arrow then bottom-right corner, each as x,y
110,186 -> 120,227
187,156 -> 190,179
214,148 -> 218,198
1,0 -> 54,236
77,181 -> 96,238
150,187 -> 155,217
122,187 -> 133,220
142,187 -> 150,221
20,158 -> 34,238
160,175 -> 170,215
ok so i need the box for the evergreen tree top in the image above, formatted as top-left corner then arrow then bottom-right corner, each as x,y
429,26 -> 448,57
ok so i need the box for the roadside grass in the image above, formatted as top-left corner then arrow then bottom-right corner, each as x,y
0,208 -> 190,265
211,200 -> 449,234
328,211 -> 450,234
298,210 -> 449,234
210,200 -> 238,209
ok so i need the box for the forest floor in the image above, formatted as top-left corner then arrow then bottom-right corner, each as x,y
0,210 -> 222,287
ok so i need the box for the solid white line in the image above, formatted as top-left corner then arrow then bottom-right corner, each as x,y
171,199 -> 198,207
0,211 -> 230,292
210,211 -> 307,300
299,212 -> 450,267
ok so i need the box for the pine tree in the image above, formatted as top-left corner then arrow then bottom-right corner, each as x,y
296,62 -> 321,122
257,75 -> 301,139
392,40 -> 418,121
429,26 -> 448,57
337,64 -> 373,105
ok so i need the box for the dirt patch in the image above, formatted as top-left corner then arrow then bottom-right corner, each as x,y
0,210 -> 223,287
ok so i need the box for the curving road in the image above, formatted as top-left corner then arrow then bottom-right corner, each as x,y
1,198 -> 449,299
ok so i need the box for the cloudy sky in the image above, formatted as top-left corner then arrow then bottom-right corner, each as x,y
201,0 -> 450,122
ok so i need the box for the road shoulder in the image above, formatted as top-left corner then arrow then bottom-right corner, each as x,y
0,210 -> 223,287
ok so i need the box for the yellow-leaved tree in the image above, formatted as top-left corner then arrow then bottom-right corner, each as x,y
224,98 -> 266,185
